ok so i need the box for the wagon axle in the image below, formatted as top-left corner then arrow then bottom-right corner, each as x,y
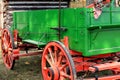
12,49 -> 42,58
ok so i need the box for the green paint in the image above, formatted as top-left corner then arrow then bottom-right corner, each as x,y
12,1 -> 120,56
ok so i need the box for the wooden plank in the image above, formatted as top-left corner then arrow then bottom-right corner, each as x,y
70,0 -> 86,8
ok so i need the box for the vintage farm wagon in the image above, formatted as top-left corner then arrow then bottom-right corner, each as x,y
1,0 -> 120,79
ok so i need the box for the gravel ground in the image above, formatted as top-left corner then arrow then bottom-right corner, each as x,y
0,50 -> 43,80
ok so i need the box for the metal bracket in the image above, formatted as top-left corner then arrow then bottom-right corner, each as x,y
50,27 -> 67,32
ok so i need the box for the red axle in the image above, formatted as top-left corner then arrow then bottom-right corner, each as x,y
12,49 -> 42,59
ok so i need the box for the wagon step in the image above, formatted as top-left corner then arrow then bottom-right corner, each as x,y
23,39 -> 46,46
89,61 -> 120,73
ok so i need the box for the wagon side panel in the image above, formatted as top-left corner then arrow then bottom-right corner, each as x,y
13,12 -> 29,40
13,10 -> 59,46
85,6 -> 120,56
61,8 -> 87,54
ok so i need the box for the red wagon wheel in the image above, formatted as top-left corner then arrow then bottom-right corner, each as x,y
42,41 -> 76,80
1,28 -> 15,69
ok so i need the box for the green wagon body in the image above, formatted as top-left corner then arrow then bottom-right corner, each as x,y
4,1 -> 120,79
11,2 -> 120,57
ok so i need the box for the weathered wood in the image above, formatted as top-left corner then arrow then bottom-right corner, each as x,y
70,0 -> 86,8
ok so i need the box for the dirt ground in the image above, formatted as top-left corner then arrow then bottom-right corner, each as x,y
0,51 -> 43,80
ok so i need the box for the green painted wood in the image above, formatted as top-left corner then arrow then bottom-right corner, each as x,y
12,1 -> 120,56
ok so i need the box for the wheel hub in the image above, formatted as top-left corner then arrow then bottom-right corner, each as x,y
48,67 -> 60,80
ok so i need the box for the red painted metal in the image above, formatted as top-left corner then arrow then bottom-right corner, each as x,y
89,62 -> 120,73
1,28 -> 120,79
13,51 -> 42,58
112,68 -> 120,75
62,37 -> 120,79
13,49 -> 19,60
1,28 -> 15,69
71,51 -> 120,79
13,30 -> 18,41
70,50 -> 113,59
62,36 -> 69,49
85,74 -> 120,80
42,41 -> 76,80
70,50 -> 82,56
71,51 -> 116,72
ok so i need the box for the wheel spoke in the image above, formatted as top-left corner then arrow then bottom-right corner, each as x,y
8,48 -> 12,52
54,46 -> 58,64
4,54 -> 7,63
60,71 -> 71,79
4,32 -> 9,44
5,55 -> 10,65
4,31 -> 10,46
45,55 -> 53,67
60,63 -> 68,70
7,56 -> 10,66
8,42 -> 12,48
8,54 -> 13,67
3,37 -> 8,47
5,33 -> 9,41
48,48 -> 54,64
57,52 -> 63,66
2,35 -> 9,51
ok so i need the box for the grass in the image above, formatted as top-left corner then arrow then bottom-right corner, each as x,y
0,51 -> 43,80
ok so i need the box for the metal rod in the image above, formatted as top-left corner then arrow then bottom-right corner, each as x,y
13,51 -> 42,57
58,0 -> 61,40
